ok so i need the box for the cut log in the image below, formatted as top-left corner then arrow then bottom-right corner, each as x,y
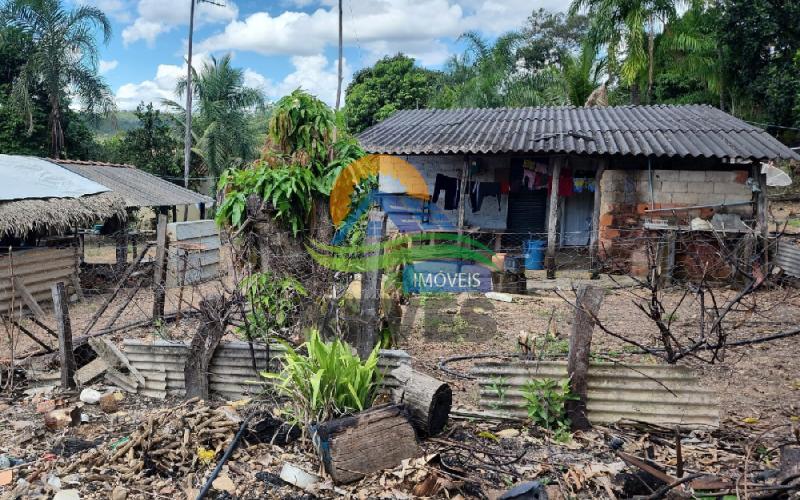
390,364 -> 452,437
313,404 -> 419,483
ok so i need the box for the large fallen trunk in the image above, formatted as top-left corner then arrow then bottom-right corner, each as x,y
313,404 -> 419,483
390,363 -> 452,437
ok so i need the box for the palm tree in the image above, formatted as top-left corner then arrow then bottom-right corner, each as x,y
167,54 -> 263,176
561,42 -> 606,106
4,0 -> 114,158
570,0 -> 678,103
435,31 -> 568,108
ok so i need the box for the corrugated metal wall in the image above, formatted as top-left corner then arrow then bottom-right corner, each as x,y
0,246 -> 77,317
471,360 -> 719,428
165,220 -> 220,287
123,339 -> 410,400
776,238 -> 800,278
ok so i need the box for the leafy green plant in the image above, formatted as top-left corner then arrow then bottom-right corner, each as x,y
521,378 -> 577,441
239,272 -> 307,340
216,162 -> 315,234
262,330 -> 381,433
489,376 -> 509,411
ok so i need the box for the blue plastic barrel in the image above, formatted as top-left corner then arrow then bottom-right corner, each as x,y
524,240 -> 546,270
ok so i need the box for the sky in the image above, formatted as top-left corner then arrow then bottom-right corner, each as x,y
72,0 -> 567,110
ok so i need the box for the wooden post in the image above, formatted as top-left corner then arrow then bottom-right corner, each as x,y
152,214 -> 168,323
566,284 -> 604,431
590,160 -> 606,277
545,157 -> 564,279
357,209 -> 386,358
114,229 -> 128,270
755,167 -> 769,271
457,156 -> 469,237
52,281 -> 76,389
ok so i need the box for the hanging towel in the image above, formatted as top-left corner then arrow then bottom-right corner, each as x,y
433,173 -> 460,210
470,181 -> 502,212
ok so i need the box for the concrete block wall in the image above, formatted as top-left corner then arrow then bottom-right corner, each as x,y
599,168 -> 753,275
166,220 -> 221,287
379,155 -> 509,231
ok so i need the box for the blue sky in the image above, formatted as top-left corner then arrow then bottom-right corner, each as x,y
72,0 -> 565,110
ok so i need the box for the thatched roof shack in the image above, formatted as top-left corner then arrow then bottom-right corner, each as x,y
0,154 -> 126,239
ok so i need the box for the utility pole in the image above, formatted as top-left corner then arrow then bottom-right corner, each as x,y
183,0 -> 196,195
335,0 -> 343,111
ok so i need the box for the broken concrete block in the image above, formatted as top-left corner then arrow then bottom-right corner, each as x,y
88,338 -> 145,390
74,358 -> 108,385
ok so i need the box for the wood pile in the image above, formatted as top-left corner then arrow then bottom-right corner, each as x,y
57,398 -> 239,484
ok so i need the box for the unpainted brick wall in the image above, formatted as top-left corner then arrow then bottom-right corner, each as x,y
599,169 -> 753,275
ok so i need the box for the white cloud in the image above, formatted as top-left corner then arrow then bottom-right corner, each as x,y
77,0 -> 133,23
244,55 -> 350,107
198,0 -> 464,64
122,0 -> 238,46
114,52 -> 212,110
98,59 -> 119,74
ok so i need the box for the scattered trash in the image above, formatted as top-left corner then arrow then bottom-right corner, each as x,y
498,481 -> 545,500
44,407 -> 80,431
0,468 -> 12,486
485,292 -> 514,303
211,474 -> 236,493
279,463 -> 320,493
78,388 -> 101,405
98,393 -> 119,413
52,489 -> 80,500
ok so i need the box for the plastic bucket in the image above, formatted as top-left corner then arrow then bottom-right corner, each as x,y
524,240 -> 546,270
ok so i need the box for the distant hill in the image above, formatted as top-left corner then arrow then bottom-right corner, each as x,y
84,111 -> 141,138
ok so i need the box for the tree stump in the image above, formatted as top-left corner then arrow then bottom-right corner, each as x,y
390,364 -> 452,437
184,296 -> 229,399
313,404 -> 419,483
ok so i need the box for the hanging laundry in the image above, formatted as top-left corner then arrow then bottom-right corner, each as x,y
470,181 -> 502,212
534,163 -> 548,175
522,169 -> 536,190
494,168 -> 511,194
546,168 -> 575,197
573,177 -> 587,193
533,172 -> 548,189
432,173 -> 460,210
587,179 -> 596,193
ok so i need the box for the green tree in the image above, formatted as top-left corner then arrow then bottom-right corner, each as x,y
571,0 -> 678,103
344,54 -> 439,133
3,0 -> 114,158
520,9 -> 590,70
168,54 -> 263,176
431,31 -> 567,109
715,0 -> 800,136
120,102 -> 180,177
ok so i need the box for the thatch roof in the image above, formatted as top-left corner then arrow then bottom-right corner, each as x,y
0,191 -> 126,238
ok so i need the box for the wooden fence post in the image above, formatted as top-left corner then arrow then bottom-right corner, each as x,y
152,214 -> 168,323
545,157 -> 563,279
357,209 -> 387,358
566,284 -> 605,431
52,281 -> 76,389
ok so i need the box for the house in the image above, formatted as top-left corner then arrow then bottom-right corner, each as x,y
0,154 -> 126,317
358,105 -> 800,279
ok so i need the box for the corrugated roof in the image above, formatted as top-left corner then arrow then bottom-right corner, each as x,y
358,105 -> 800,161
54,159 -> 213,208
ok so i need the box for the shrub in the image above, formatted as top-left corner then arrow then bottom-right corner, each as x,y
238,272 -> 307,341
261,330 -> 381,433
521,378 -> 577,441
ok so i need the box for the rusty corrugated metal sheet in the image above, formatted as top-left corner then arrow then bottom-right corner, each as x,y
471,360 -> 719,428
55,160 -> 213,208
122,339 -> 409,400
358,105 -> 800,161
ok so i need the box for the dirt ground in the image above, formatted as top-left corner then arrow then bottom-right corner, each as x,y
1,244 -> 800,498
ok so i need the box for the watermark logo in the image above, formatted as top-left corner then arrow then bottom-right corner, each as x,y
307,154 -> 497,293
